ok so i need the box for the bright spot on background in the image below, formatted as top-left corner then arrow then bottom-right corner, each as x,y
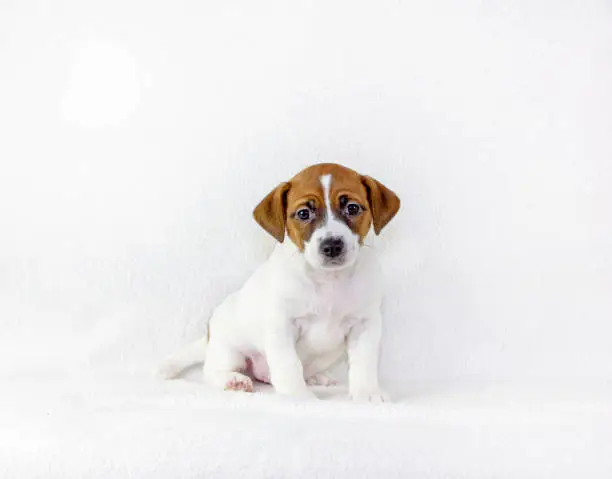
61,40 -> 142,127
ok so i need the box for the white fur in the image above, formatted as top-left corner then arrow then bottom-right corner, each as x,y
321,173 -> 333,211
160,175 -> 389,402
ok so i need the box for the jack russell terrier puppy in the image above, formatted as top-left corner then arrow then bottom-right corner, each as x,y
160,163 -> 400,402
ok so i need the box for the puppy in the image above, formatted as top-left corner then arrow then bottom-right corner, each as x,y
160,163 -> 400,402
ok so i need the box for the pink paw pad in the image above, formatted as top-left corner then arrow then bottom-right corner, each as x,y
224,376 -> 254,392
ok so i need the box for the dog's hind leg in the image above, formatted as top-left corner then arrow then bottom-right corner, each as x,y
203,339 -> 253,393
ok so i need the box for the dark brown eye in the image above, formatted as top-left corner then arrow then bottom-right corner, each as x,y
296,208 -> 311,221
346,203 -> 361,216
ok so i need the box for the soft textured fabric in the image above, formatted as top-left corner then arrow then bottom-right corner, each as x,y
2,373 -> 611,479
1,1 -> 611,477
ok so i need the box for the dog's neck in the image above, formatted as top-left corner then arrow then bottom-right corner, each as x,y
305,262 -> 356,284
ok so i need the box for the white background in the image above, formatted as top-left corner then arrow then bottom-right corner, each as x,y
1,0 -> 612,389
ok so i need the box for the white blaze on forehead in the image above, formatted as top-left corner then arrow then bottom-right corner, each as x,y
318,173 -> 351,237
320,174 -> 333,216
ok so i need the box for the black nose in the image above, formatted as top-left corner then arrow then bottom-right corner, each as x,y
320,237 -> 345,259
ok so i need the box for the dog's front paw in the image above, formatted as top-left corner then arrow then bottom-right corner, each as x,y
350,389 -> 390,404
306,372 -> 336,386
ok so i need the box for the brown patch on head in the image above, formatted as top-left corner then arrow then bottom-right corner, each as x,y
284,164 -> 372,250
253,163 -> 400,248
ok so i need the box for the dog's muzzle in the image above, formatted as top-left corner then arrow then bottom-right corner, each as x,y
319,236 -> 345,263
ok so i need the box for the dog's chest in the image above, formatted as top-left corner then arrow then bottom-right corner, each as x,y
293,279 -> 363,353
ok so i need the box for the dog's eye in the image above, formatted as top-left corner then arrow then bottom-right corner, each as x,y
345,203 -> 361,216
296,208 -> 311,221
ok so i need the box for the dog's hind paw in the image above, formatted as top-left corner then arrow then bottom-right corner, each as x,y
224,373 -> 254,393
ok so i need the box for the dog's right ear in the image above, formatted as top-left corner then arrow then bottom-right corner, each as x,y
253,182 -> 291,242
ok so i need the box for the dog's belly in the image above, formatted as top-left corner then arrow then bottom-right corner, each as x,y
245,353 -> 271,384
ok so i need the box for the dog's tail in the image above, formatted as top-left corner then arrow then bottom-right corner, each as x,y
158,335 -> 208,379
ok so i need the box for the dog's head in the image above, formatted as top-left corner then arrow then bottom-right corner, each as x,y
253,163 -> 400,270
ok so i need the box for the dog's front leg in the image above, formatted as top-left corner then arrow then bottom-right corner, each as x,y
347,307 -> 389,403
265,315 -> 314,398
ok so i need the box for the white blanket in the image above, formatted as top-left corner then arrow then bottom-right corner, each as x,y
2,372 -> 611,478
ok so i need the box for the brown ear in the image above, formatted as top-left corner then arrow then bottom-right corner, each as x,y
362,175 -> 401,235
253,182 -> 291,242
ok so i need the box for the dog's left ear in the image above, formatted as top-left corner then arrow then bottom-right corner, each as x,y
361,175 -> 401,235
253,182 -> 291,242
